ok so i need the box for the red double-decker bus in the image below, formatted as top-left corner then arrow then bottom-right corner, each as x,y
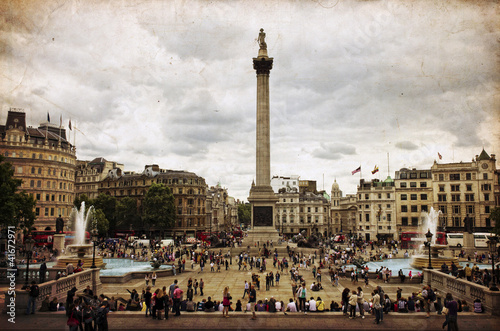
29,230 -> 90,248
400,231 -> 447,249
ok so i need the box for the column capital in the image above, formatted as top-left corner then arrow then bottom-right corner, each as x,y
253,57 -> 273,75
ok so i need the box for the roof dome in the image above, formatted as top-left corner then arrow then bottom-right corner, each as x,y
332,179 -> 339,190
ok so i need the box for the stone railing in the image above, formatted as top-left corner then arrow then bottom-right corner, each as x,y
424,269 -> 500,316
3,268 -> 102,313
0,267 -> 66,285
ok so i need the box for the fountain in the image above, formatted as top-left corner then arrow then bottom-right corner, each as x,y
54,202 -> 106,268
410,207 -> 459,269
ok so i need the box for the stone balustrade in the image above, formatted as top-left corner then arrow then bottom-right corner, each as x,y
3,268 -> 101,313
0,267 -> 66,285
424,269 -> 500,315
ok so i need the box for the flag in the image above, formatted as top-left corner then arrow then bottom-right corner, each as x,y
438,152 -> 442,160
69,119 -> 72,130
372,165 -> 379,174
351,166 -> 361,175
47,112 -> 50,122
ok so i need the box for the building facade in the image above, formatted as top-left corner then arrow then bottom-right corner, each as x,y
430,150 -> 497,232
75,157 -> 124,200
394,168 -> 434,235
356,177 -> 396,242
275,191 -> 330,237
98,164 -> 207,236
271,175 -> 299,193
0,109 -> 76,230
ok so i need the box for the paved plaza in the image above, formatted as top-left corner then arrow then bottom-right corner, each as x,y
2,249 -> 499,330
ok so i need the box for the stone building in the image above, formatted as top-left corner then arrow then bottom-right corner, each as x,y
98,164 -> 207,236
271,175 -> 299,193
356,177 -> 396,242
430,150 -> 497,232
394,168 -> 434,235
206,184 -> 237,233
75,157 -> 124,200
330,180 -> 357,237
275,190 -> 330,237
0,109 -> 76,230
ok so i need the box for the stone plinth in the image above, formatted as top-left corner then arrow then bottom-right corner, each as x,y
463,232 -> 475,254
52,233 -> 65,254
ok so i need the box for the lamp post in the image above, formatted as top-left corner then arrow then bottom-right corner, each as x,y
426,229 -> 433,269
91,228 -> 98,269
22,234 -> 34,289
487,235 -> 498,291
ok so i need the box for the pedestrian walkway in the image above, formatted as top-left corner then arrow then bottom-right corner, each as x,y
2,311 -> 498,330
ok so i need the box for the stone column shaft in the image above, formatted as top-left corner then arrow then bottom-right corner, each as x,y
256,72 -> 271,187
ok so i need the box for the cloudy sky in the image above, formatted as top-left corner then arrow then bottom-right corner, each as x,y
1,0 -> 499,201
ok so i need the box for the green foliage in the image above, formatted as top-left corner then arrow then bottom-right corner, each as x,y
0,156 -> 37,230
93,209 -> 109,237
116,196 -> 141,229
238,203 -> 251,227
142,183 -> 175,230
93,193 -> 117,233
73,194 -> 91,209
490,207 -> 500,236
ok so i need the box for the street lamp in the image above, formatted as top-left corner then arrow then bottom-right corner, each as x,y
425,229 -> 433,269
487,235 -> 498,291
91,228 -> 98,269
22,234 -> 34,289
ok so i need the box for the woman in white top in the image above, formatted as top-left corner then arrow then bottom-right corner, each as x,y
152,272 -> 157,286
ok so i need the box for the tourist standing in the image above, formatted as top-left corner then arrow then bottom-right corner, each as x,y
443,293 -> 458,331
95,300 -> 110,331
173,285 -> 183,316
152,272 -> 157,286
243,280 -> 249,298
249,285 -> 257,320
348,289 -> 358,319
372,289 -> 382,324
145,274 -> 150,286
297,283 -> 307,312
200,278 -> 204,296
357,287 -> 365,319
222,286 -> 231,317
25,281 -> 39,315
144,287 -> 152,317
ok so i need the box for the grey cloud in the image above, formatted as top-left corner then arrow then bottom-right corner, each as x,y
395,141 -> 419,150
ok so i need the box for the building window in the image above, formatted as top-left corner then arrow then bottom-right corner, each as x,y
410,173 -> 417,179
438,205 -> 447,214
451,184 -> 460,192
465,194 -> 474,202
483,173 -> 488,180
439,185 -> 445,192
420,182 -> 427,188
453,216 -> 461,227
401,194 -> 407,200
420,172 -> 428,179
484,193 -> 490,201
485,206 -> 490,213
387,204 -> 391,208
481,184 -> 491,191
410,194 -> 417,201
450,174 -> 460,181
402,217 -> 408,226
466,173 -> 472,180
452,205 -> 460,214
421,205 -> 428,212
411,205 -> 418,212
438,194 -> 447,202
451,194 -> 460,202
400,173 -> 407,179
401,205 -> 408,212
365,194 -> 369,200
410,182 -> 417,188
387,214 -> 391,223
466,205 -> 474,214
411,217 -> 419,226
400,182 -> 407,188
421,194 -> 427,200
365,214 -> 370,222
439,174 -> 444,181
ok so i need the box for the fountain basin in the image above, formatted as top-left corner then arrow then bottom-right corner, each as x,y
54,245 -> 106,268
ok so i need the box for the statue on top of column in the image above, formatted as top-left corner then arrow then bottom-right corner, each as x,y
56,215 -> 64,234
258,28 -> 267,50
463,215 -> 473,234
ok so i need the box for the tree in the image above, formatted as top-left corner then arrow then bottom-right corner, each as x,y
490,207 -> 500,236
93,193 -> 117,234
116,197 -> 141,230
0,156 -> 37,231
238,203 -> 251,228
73,194 -> 91,210
93,209 -> 109,237
142,183 -> 175,235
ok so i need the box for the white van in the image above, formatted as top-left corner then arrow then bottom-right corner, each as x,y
446,233 -> 464,247
159,239 -> 175,247
473,233 -> 490,248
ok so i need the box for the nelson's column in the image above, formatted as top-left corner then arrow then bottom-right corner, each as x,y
247,29 -> 280,244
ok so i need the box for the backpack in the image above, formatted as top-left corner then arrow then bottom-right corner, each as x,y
32,285 -> 40,297
95,308 -> 106,325
428,289 -> 436,302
